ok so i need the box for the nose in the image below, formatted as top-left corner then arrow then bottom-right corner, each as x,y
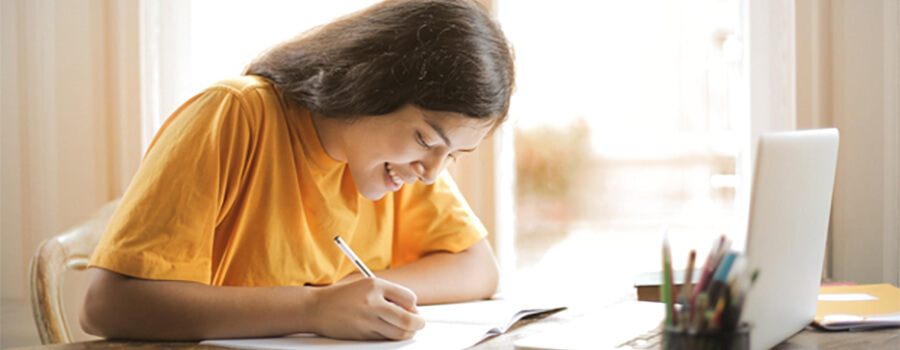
413,155 -> 446,185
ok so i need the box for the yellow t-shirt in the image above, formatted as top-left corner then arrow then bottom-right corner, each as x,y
90,75 -> 487,286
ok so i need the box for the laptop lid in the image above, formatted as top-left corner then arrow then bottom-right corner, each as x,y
739,128 -> 839,350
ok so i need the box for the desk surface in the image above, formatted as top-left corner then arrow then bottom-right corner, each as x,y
14,303 -> 900,350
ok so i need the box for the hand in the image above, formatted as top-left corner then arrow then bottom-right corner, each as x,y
310,278 -> 425,340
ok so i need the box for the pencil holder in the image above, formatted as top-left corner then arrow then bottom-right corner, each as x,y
662,323 -> 750,350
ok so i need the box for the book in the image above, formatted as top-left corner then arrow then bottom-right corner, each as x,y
813,283 -> 900,331
633,269 -> 701,302
514,301 -> 665,350
201,299 -> 566,349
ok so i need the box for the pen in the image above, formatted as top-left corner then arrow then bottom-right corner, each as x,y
692,235 -> 723,306
692,292 -> 709,333
334,235 -> 375,278
710,298 -> 726,330
681,250 -> 696,325
729,269 -> 759,328
707,251 -> 737,307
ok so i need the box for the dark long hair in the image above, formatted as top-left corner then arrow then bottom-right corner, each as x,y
244,0 -> 514,124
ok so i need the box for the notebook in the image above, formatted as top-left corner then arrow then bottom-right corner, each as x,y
814,283 -> 900,330
515,128 -> 841,350
201,299 -> 565,349
514,301 -> 666,350
632,269 -> 702,302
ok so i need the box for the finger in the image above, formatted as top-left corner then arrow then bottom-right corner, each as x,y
378,280 -> 419,313
376,301 -> 426,331
371,316 -> 420,340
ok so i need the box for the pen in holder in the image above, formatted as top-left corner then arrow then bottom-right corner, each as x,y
660,231 -> 758,350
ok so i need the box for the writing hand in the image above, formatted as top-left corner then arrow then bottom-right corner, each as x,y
310,278 -> 425,340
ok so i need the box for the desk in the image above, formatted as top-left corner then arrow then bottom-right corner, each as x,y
13,301 -> 900,350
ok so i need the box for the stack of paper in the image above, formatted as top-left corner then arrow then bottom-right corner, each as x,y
814,283 -> 900,331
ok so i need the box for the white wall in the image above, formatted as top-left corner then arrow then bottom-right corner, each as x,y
1,0 -> 141,345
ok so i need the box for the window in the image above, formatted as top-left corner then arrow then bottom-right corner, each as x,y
143,0 -> 382,147
499,0 -> 743,302
188,0 -> 382,95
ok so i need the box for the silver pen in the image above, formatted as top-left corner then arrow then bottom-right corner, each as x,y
333,235 -> 375,278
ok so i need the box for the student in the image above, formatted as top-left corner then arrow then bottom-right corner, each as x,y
80,0 -> 514,342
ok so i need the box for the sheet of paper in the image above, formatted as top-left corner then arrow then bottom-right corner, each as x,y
418,299 -> 559,326
514,301 -> 664,350
202,322 -> 488,350
818,293 -> 878,301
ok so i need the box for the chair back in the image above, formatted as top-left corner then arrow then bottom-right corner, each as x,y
29,199 -> 120,344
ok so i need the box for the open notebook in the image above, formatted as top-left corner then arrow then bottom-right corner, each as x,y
201,300 -> 565,350
814,284 -> 900,331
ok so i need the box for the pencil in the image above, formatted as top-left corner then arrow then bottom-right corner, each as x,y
661,228 -> 675,327
690,247 -> 712,310
691,235 -> 724,306
681,250 -> 696,324
710,298 -> 726,330
708,251 -> 737,307
693,292 -> 709,333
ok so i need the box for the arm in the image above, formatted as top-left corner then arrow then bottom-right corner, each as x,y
79,267 -> 424,341
340,239 -> 500,305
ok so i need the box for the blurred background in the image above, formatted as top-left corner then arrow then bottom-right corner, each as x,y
2,0 -> 897,347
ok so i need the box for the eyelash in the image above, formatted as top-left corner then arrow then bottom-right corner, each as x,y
417,131 -> 458,161
416,132 -> 433,150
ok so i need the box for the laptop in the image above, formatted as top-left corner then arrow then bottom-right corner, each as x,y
739,128 -> 839,350
515,128 -> 840,350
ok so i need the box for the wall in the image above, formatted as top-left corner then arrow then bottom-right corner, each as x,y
1,0 -> 141,346
828,0 -> 899,285
795,0 -> 899,285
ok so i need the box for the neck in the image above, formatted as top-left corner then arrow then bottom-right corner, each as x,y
309,112 -> 348,162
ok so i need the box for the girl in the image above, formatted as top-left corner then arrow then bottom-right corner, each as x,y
80,0 -> 514,342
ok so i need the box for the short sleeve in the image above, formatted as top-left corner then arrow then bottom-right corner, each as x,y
90,87 -> 254,284
390,171 -> 488,267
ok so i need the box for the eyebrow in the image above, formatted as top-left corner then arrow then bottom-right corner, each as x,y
425,120 -> 476,153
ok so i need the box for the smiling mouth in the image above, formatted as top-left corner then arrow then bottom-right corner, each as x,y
384,162 -> 403,186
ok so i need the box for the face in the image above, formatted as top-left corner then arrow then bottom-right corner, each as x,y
341,105 -> 492,200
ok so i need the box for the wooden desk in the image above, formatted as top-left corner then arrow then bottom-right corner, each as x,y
13,302 -> 900,350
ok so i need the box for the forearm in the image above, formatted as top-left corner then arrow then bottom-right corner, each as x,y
374,239 -> 500,305
80,268 -> 318,340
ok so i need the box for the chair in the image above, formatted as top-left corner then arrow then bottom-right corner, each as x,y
29,199 -> 121,344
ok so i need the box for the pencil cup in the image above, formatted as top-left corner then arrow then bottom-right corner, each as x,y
663,324 -> 750,350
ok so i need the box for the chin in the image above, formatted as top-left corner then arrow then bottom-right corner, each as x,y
349,163 -> 389,200
360,188 -> 387,201
356,177 -> 387,201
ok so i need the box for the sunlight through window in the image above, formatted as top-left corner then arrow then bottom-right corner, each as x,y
499,0 -> 743,303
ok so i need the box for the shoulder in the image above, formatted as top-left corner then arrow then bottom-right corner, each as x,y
192,75 -> 289,128
209,75 -> 276,93
203,75 -> 282,104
